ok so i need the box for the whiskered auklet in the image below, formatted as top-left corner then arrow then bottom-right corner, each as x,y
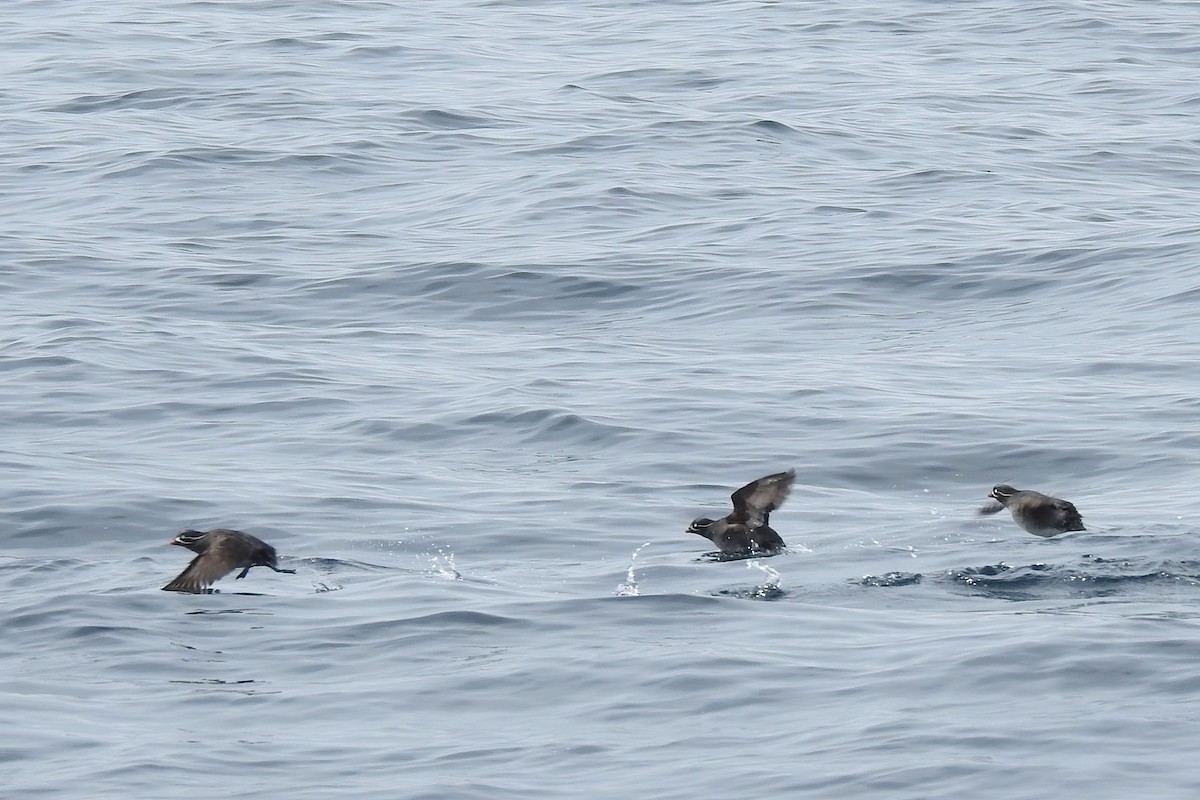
978,484 -> 1085,536
162,528 -> 296,593
686,469 -> 795,554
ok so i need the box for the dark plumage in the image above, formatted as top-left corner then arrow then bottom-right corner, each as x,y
979,484 -> 1085,536
162,528 -> 296,593
686,469 -> 795,554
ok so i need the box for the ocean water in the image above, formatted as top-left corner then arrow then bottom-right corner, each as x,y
4,1 -> 1200,797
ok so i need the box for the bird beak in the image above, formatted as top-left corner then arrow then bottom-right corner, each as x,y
167,539 -> 180,546
986,492 -> 997,500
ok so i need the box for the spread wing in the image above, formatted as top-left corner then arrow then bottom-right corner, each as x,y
162,553 -> 234,593
730,469 -> 795,528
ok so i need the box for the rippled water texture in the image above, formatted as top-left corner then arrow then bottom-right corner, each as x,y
4,1 -> 1200,798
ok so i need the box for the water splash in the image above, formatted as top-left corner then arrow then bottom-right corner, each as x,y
616,542 -> 651,597
746,559 -> 783,599
430,546 -> 462,581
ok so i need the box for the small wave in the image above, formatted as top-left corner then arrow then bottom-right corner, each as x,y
371,610 -> 527,630
714,560 -> 785,601
575,66 -> 724,91
294,260 -> 655,319
400,108 -> 508,131
50,88 -> 201,113
98,144 -> 383,182
858,571 -> 923,587
749,119 -> 803,136
947,557 -> 1200,600
167,677 -> 276,695
465,407 -> 636,446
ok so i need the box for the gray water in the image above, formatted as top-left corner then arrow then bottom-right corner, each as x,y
5,1 -> 1200,798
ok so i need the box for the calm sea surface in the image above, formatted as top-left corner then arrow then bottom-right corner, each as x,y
5,1 -> 1200,798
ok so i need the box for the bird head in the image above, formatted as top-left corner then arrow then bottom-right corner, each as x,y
987,485 -> 1018,506
168,529 -> 209,552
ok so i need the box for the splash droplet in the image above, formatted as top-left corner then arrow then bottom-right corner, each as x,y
616,542 -> 651,597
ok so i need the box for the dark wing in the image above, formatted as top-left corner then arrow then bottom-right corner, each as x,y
978,502 -> 1005,516
750,525 -> 786,552
162,553 -> 236,593
1028,497 -> 1085,532
1050,498 -> 1085,531
730,469 -> 796,528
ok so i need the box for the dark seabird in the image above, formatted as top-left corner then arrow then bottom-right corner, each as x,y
162,528 -> 296,593
686,469 -> 795,554
978,484 -> 1085,536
